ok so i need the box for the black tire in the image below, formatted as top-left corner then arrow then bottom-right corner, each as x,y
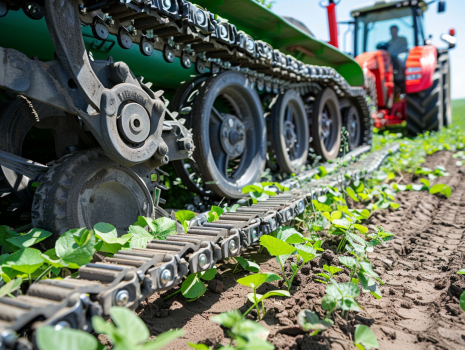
32,149 -> 154,247
439,53 -> 452,127
170,77 -> 213,197
191,71 -> 266,199
343,105 -> 362,150
311,88 -> 342,160
406,68 -> 443,135
271,89 -> 309,174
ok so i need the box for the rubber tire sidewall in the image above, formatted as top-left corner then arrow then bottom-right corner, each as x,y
191,71 -> 266,199
311,88 -> 342,160
271,89 -> 309,174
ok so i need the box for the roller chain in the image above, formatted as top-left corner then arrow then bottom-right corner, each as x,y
0,143 -> 398,349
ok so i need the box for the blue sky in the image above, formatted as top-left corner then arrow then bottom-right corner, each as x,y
271,0 -> 465,99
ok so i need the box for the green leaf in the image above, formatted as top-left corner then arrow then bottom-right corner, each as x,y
353,224 -> 368,234
295,244 -> 316,263
134,216 -> 157,232
110,307 -> 150,345
54,228 -> 95,268
318,166 -> 328,176
207,206 -> 224,223
128,225 -> 153,249
241,184 -> 263,194
235,257 -> 260,272
312,200 -> 332,212
357,272 -> 382,299
211,310 -> 242,328
278,227 -> 305,244
457,269 -> 465,275
325,281 -> 360,300
345,187 -> 359,202
297,310 -> 333,332
0,225 -> 20,253
323,265 -> 343,275
321,295 -> 337,312
6,228 -> 52,248
256,289 -> 290,302
249,191 -> 269,202
153,217 -> 176,240
199,268 -> 217,281
0,277 -> 22,297
354,325 -> 379,350
429,184 -> 452,198
259,235 -> 295,257
237,272 -> 281,289
94,223 -> 131,254
36,326 -> 98,350
6,248 -> 44,274
331,211 -> 342,220
181,273 -> 206,300
420,178 -> 430,188
174,210 -> 196,230
188,343 -> 210,350
360,262 -> 380,280
141,329 -> 185,350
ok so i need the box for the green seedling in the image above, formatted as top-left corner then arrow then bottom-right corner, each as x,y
297,309 -> 333,336
92,307 -> 184,350
259,230 -> 316,290
241,182 -> 288,203
174,210 -> 196,233
207,206 -> 224,222
429,183 -> 452,198
415,165 -> 449,179
315,265 -> 343,284
339,255 -> 383,299
189,310 -> 274,350
322,280 -> 362,316
164,268 -> 217,302
94,223 -> 133,253
234,257 -> 260,273
133,216 -> 177,240
354,325 -> 379,350
237,272 -> 289,320
5,228 -> 52,249
0,277 -> 22,298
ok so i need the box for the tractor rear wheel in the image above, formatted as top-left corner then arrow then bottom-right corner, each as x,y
190,71 -> 266,199
406,67 -> 443,135
311,88 -> 342,161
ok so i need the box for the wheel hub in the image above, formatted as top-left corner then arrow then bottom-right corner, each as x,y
220,114 -> 246,157
321,111 -> 332,140
283,120 -> 297,148
117,102 -> 151,144
348,112 -> 358,142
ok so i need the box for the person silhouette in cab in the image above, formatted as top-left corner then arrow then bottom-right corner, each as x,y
387,25 -> 408,56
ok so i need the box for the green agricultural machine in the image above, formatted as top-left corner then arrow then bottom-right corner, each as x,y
0,0 -> 372,238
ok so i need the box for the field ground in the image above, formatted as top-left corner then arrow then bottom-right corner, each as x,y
114,100 -> 465,350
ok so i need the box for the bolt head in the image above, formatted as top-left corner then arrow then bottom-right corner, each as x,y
228,118 -> 234,128
195,9 -> 206,26
252,229 -> 258,240
54,321 -> 71,331
163,0 -> 171,10
198,253 -> 209,269
115,290 -> 129,306
246,38 -> 255,52
220,25 -> 228,38
235,145 -> 242,153
229,239 -> 237,253
161,268 -> 172,284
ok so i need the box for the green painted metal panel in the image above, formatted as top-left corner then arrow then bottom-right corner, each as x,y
196,0 -> 364,86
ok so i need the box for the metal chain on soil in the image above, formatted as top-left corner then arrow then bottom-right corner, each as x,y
0,143 -> 399,349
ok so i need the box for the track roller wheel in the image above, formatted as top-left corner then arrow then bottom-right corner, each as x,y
170,76 -> 213,197
343,105 -> 362,150
270,89 -> 309,174
191,71 -> 266,199
311,88 -> 342,161
32,149 -> 154,247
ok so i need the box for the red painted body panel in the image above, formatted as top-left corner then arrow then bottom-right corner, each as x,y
373,100 -> 406,128
355,50 -> 394,108
405,45 -> 437,94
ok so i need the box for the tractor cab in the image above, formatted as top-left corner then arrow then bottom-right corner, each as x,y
348,0 -> 454,133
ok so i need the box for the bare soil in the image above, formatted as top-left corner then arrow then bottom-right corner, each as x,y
133,151 -> 465,350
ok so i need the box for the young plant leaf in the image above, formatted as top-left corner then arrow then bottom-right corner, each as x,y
345,187 -> 359,202
259,236 -> 295,257
460,291 -> 465,312
36,326 -> 98,350
181,273 -> 206,300
6,248 -> 45,274
6,228 -> 53,248
429,184 -> 452,198
174,210 -> 196,233
54,228 -> 95,268
94,223 -> 131,254
354,325 -> 379,350
128,225 -> 153,249
134,216 -> 157,232
207,206 -> 224,223
199,268 -> 217,281
297,309 -> 333,332
0,277 -> 22,298
235,257 -> 260,273
153,217 -> 176,239
237,272 -> 281,289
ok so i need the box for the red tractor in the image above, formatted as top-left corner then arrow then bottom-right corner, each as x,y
326,0 -> 456,134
